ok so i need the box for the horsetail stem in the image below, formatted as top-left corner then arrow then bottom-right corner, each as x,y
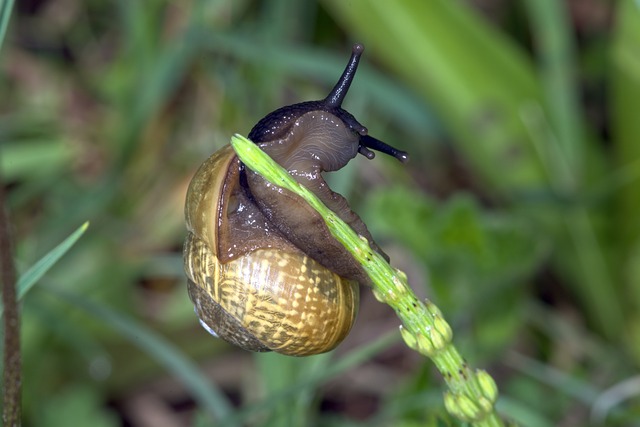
231,134 -> 508,426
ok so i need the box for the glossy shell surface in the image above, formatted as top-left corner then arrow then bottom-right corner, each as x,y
184,145 -> 359,356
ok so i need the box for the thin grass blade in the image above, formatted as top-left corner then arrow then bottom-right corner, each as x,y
0,222 -> 89,316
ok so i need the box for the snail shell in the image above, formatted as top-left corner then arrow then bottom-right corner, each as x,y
184,44 -> 408,356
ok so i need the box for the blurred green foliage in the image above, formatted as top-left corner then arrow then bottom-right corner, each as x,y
1,0 -> 639,426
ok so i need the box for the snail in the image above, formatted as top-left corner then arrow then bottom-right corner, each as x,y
184,44 -> 408,356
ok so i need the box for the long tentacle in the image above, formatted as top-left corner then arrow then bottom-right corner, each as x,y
324,44 -> 364,108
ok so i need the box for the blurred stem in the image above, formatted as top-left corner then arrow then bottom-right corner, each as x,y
231,135 -> 507,426
1,1 -> 20,425
1,175 -> 21,426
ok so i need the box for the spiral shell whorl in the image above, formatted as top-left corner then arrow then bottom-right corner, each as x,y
184,231 -> 359,356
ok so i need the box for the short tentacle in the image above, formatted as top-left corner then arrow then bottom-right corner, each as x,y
358,146 -> 375,159
359,135 -> 409,163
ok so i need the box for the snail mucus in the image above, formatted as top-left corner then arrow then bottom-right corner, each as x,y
184,44 -> 408,356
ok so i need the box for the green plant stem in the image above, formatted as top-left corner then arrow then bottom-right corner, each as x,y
230,134 -> 507,426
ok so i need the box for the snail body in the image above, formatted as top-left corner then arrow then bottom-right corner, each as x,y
184,44 -> 408,356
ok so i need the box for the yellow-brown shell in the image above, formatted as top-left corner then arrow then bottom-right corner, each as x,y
184,145 -> 359,356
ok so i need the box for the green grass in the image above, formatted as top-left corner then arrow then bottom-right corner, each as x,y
1,1 -> 639,426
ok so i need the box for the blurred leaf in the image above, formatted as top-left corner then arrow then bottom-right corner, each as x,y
33,384 -> 119,427
366,188 -> 546,286
322,0 -> 549,194
524,0 -> 620,342
48,287 -> 236,426
365,188 -> 545,355
0,0 -> 13,50
217,332 -> 398,427
611,0 -> 640,335
255,352 -> 329,426
495,396 -> 555,427
322,0 -> 624,341
0,139 -> 72,180
591,375 -> 640,426
507,351 -> 597,403
523,0 -> 585,186
198,32 -> 440,140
